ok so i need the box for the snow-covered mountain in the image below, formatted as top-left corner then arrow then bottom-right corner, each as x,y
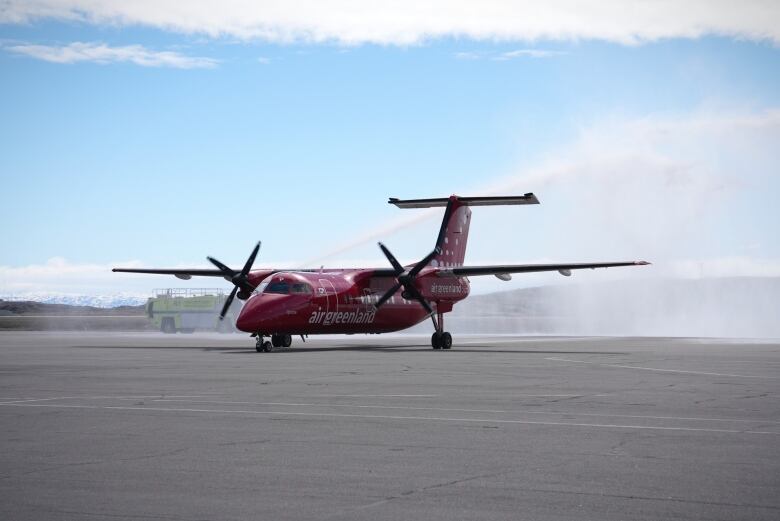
0,293 -> 148,308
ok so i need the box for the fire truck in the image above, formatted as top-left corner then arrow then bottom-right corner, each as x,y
146,288 -> 241,333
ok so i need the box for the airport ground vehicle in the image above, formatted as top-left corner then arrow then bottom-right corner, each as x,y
117,194 -> 649,350
146,288 -> 239,333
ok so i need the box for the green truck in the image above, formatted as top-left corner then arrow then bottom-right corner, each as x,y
146,288 -> 241,333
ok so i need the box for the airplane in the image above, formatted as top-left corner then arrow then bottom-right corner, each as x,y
114,194 -> 649,352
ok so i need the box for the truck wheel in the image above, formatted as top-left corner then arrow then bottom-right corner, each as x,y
161,318 -> 176,334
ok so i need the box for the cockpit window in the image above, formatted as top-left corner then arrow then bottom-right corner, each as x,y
264,281 -> 290,294
291,283 -> 312,294
263,281 -> 312,295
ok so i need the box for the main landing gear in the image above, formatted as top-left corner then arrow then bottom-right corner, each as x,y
272,334 -> 292,348
430,311 -> 453,350
254,334 -> 292,352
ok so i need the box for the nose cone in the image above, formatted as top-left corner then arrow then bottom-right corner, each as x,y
235,295 -> 265,332
235,294 -> 299,333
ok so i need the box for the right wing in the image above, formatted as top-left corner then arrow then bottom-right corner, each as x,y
437,261 -> 650,278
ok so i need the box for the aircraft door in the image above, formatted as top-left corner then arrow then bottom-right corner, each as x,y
317,279 -> 338,314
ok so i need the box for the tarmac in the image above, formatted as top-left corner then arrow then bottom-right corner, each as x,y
0,331 -> 778,520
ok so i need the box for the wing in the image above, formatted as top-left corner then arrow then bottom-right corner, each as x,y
437,261 -> 650,277
112,268 -> 235,280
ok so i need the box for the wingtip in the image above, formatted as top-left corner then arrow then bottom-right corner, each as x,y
636,261 -> 651,265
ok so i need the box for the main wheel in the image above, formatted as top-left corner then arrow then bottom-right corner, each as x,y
281,334 -> 292,348
440,332 -> 452,350
431,332 -> 441,349
262,341 -> 273,353
255,337 -> 264,352
271,334 -> 282,348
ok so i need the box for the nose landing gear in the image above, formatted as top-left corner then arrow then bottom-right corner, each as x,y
254,333 -> 293,352
255,335 -> 273,352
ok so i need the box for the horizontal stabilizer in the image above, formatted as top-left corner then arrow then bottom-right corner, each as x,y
389,193 -> 539,208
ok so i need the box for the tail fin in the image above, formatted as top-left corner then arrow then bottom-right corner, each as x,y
388,194 -> 539,268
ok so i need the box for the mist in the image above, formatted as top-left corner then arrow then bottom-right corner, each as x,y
427,277 -> 780,338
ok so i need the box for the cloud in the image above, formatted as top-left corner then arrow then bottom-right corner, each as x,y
2,1 -> 779,45
454,51 -> 481,60
0,257 -> 146,295
0,257 -> 290,297
493,49 -> 565,60
455,49 -> 564,61
6,42 -> 219,68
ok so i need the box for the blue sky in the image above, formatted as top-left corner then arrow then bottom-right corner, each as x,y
1,2 -> 779,296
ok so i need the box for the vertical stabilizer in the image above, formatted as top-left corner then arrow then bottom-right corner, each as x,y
432,196 -> 471,268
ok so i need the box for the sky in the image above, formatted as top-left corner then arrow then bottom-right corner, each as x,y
1,1 -> 779,298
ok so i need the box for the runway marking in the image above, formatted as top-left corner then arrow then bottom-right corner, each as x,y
0,395 -> 208,405
324,394 -> 439,397
323,393 -> 581,398
149,399 -> 780,424
0,397 -> 73,405
2,402 -> 778,435
545,357 -> 779,379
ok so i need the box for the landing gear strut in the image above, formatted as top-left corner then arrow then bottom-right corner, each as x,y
430,311 -> 452,350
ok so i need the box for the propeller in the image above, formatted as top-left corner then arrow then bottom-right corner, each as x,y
373,242 -> 439,323
207,241 -> 261,320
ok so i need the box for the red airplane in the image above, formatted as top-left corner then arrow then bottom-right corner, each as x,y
114,194 -> 649,351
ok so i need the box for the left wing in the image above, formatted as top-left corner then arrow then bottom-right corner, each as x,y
436,261 -> 650,278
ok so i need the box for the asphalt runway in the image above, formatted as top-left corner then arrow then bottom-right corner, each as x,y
0,332 -> 778,520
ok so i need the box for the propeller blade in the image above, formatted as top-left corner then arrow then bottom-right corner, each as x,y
373,281 -> 403,310
207,256 -> 233,275
378,242 -> 404,274
405,285 -> 434,315
240,241 -> 261,277
408,248 -> 438,278
219,286 -> 239,320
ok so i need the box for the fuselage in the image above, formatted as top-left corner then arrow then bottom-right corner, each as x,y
235,269 -> 470,335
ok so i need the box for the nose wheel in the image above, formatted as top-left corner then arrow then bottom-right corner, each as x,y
255,336 -> 273,352
430,311 -> 452,349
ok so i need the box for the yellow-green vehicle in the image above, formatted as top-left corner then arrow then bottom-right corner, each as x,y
146,288 -> 241,333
